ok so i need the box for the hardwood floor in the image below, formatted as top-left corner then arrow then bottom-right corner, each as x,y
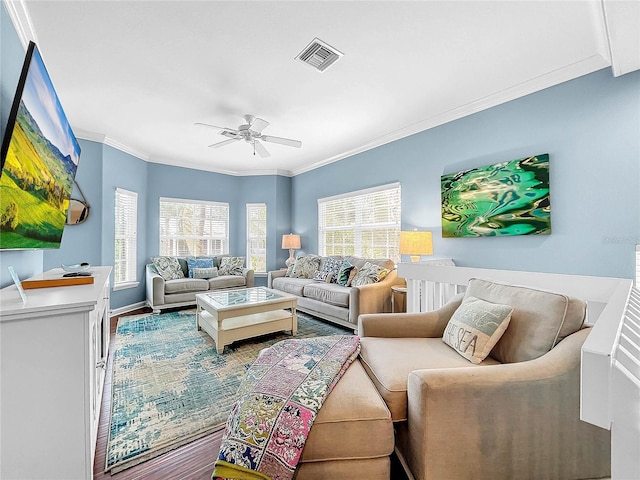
93,308 -> 408,479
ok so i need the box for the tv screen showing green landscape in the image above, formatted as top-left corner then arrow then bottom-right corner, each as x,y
0,41 -> 81,250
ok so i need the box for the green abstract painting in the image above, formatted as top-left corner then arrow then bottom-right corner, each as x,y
441,154 -> 550,238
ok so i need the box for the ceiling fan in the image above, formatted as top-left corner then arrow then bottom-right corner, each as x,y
195,114 -> 302,158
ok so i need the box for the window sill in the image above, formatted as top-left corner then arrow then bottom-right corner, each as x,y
254,272 -> 267,278
113,281 -> 140,291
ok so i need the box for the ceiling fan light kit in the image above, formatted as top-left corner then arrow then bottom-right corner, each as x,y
196,114 -> 302,158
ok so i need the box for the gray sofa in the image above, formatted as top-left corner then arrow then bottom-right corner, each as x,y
268,255 -> 402,330
146,256 -> 254,313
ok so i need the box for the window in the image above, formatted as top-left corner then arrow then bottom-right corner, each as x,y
114,188 -> 138,286
159,197 -> 229,256
246,203 -> 267,272
318,183 -> 401,263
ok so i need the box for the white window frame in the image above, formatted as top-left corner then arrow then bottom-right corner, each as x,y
246,203 -> 267,273
318,182 -> 401,263
114,187 -> 138,290
159,197 -> 229,256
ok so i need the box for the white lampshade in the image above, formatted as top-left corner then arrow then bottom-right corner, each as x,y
282,234 -> 301,267
281,234 -> 301,249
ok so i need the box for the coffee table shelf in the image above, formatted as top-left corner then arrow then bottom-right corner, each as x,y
196,287 -> 297,353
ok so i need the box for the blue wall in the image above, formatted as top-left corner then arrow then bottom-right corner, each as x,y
0,3 -> 43,287
292,68 -> 640,279
2,4 -> 639,309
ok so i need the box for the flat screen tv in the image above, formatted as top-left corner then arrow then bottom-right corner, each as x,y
0,41 -> 81,250
441,153 -> 551,238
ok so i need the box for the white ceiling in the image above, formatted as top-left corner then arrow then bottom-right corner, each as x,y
7,1 -> 640,176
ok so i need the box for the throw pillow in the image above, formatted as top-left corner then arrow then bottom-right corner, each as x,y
219,256 -> 245,276
151,256 -> 184,280
345,266 -> 358,287
192,267 -> 218,279
350,261 -> 391,287
291,255 -> 321,279
336,260 -> 355,286
319,257 -> 343,284
186,257 -> 215,278
312,270 -> 333,283
442,296 -> 513,364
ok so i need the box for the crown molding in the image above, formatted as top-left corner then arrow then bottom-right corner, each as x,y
3,0 -> 37,49
290,53 -> 611,176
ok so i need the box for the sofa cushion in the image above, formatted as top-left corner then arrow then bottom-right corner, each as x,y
208,275 -> 246,289
291,255 -> 321,279
360,337 -> 500,421
442,296 -> 513,364
164,277 -> 209,294
299,359 -> 393,463
186,257 -> 215,277
303,283 -> 351,308
193,267 -> 218,279
151,256 -> 185,280
465,278 -> 586,363
219,256 -> 245,276
351,261 -> 391,287
272,277 -> 314,296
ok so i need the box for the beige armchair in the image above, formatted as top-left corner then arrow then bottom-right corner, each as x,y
358,278 -> 611,480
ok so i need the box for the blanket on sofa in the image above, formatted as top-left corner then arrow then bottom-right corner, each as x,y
212,335 -> 360,480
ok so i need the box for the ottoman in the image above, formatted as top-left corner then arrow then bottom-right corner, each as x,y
294,359 -> 395,479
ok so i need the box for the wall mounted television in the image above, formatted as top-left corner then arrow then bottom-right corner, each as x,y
0,41 -> 81,250
441,153 -> 550,238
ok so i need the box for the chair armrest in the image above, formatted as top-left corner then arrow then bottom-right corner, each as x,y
403,327 -> 608,480
267,269 -> 286,288
146,265 -> 165,309
358,294 -> 462,338
349,270 -> 403,320
243,269 -> 255,288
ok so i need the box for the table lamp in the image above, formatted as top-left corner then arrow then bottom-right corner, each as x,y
282,233 -> 301,267
399,230 -> 433,262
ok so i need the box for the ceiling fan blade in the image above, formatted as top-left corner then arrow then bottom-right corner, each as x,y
253,140 -> 271,158
208,138 -> 239,148
195,122 -> 236,132
249,117 -> 270,134
261,135 -> 302,148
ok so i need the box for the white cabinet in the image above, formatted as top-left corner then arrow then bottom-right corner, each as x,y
0,266 -> 111,480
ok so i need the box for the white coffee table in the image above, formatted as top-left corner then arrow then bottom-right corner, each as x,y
196,287 -> 298,353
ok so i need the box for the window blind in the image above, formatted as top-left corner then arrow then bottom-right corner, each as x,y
318,183 -> 401,262
246,203 -> 267,272
159,197 -> 229,256
114,188 -> 138,285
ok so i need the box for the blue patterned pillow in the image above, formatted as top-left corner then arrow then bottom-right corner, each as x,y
186,257 -> 215,278
319,257 -> 343,284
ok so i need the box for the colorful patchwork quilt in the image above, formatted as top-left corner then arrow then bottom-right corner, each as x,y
212,335 -> 360,480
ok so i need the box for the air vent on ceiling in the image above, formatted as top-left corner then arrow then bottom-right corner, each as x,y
295,38 -> 343,72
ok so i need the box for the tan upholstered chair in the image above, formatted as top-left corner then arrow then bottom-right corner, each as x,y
358,278 -> 611,480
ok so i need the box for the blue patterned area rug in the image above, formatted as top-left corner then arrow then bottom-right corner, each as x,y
105,308 -> 351,473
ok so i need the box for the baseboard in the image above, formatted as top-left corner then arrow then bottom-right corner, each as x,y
110,301 -> 147,317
